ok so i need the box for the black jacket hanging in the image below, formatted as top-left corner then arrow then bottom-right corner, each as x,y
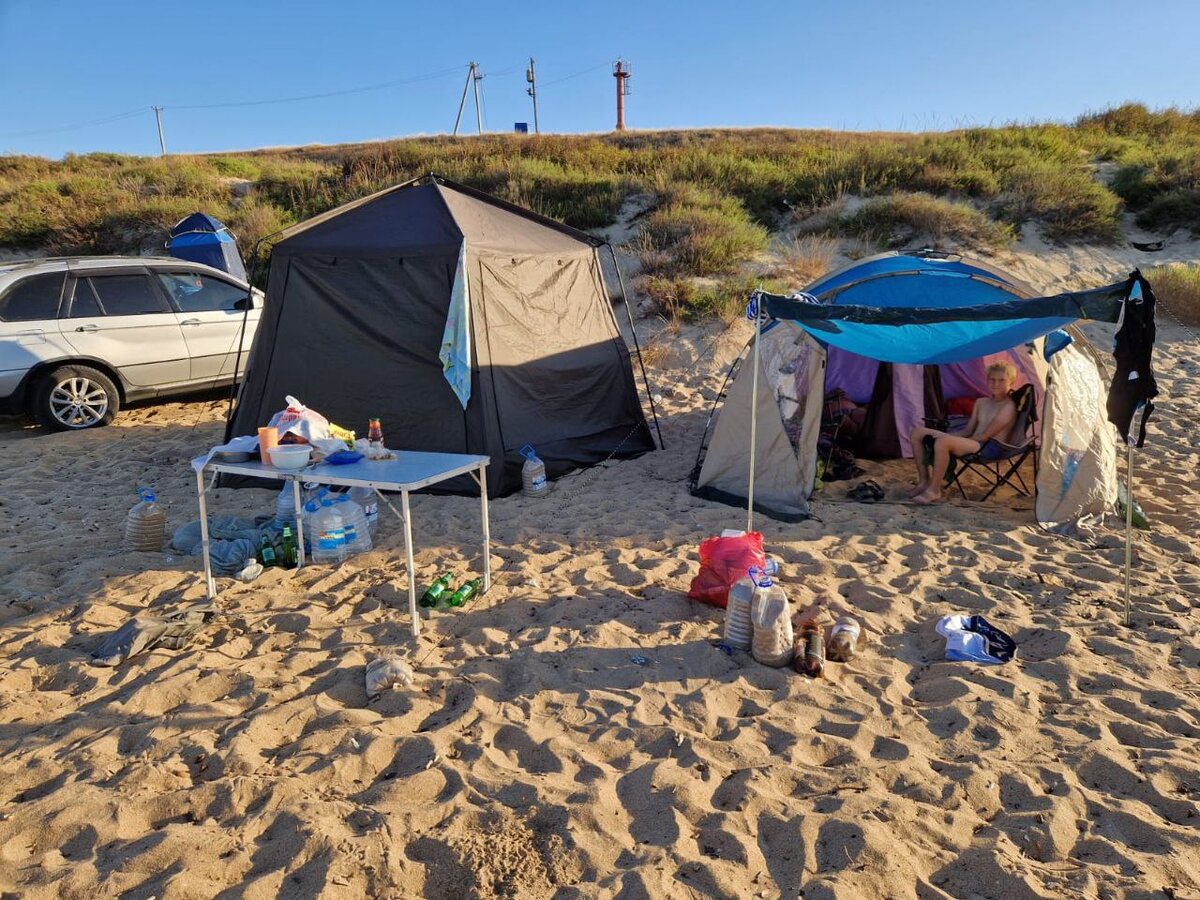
1105,271 -> 1158,448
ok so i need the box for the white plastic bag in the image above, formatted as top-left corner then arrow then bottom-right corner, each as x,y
268,395 -> 331,444
365,656 -> 414,696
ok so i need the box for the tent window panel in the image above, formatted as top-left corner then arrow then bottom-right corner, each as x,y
761,327 -> 819,455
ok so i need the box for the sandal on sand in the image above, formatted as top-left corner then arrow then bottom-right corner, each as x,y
847,480 -> 885,503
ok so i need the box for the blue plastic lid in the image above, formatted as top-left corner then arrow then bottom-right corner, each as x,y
137,487 -> 156,503
304,501 -> 318,512
520,444 -> 538,460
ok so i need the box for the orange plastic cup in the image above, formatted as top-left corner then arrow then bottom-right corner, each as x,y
258,426 -> 279,454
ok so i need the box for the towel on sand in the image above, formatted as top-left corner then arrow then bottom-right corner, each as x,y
172,515 -> 275,576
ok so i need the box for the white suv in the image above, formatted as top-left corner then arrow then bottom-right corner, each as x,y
0,257 -> 262,430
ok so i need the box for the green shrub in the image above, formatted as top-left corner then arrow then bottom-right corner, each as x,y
1147,263 -> 1200,325
830,192 -> 1013,249
641,275 -> 782,323
1137,190 -> 1200,235
638,184 -> 768,277
992,165 -> 1122,242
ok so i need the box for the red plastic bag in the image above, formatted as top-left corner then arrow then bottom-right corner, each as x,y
687,531 -> 766,608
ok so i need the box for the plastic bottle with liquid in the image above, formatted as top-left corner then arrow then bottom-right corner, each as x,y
306,500 -> 346,565
827,617 -> 861,663
519,444 -> 550,498
334,493 -> 372,554
750,571 -> 794,668
125,487 -> 166,551
724,557 -> 778,650
275,484 -> 298,530
347,486 -> 378,534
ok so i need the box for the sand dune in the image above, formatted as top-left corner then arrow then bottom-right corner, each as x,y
0,238 -> 1198,898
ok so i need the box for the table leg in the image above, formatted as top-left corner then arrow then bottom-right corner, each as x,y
291,477 -> 306,568
479,464 -> 491,595
196,468 -> 217,600
402,489 -> 419,638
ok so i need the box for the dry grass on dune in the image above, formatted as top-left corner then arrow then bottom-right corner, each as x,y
1148,263 -> 1200,326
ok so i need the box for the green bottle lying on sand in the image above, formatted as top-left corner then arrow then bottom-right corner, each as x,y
420,573 -> 454,608
447,578 -> 483,607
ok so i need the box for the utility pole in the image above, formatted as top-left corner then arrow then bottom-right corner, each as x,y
472,63 -> 484,134
526,57 -> 539,134
453,63 -> 476,136
152,105 -> 167,156
613,59 -> 630,131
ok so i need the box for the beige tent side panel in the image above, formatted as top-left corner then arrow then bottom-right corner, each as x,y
695,324 -> 825,518
1036,342 -> 1118,526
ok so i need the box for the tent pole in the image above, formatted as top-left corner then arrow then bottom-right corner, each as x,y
1123,438 -> 1135,627
746,293 -> 764,534
607,244 -> 664,449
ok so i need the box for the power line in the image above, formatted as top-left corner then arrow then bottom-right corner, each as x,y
537,62 -> 610,89
169,64 -> 469,111
0,107 -> 146,140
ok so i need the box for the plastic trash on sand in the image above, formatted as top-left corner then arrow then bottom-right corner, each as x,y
365,656 -> 414,696
936,614 -> 1017,664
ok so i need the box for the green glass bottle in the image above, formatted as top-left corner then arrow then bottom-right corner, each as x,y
447,577 -> 483,607
259,533 -> 278,567
419,572 -> 455,608
281,524 -> 297,567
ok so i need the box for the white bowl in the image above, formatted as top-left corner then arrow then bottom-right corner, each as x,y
267,445 -> 312,470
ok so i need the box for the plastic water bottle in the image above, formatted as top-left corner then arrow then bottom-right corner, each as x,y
723,566 -> 758,650
275,483 -> 298,530
348,486 -> 378,534
125,487 -> 166,551
335,494 -> 372,554
520,444 -> 550,498
306,500 -> 346,565
828,617 -> 861,662
751,572 -> 794,668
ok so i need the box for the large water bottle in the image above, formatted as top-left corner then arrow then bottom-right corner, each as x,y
275,483 -> 298,530
348,486 -> 378,534
307,500 -> 346,565
723,566 -> 758,650
335,494 -> 372,554
751,573 -> 794,668
125,487 -> 166,551
519,444 -> 550,498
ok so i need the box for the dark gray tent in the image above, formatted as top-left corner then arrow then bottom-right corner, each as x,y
227,174 -> 657,496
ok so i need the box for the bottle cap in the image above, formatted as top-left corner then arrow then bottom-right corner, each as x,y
304,501 -> 318,512
137,487 -> 156,503
520,444 -> 537,460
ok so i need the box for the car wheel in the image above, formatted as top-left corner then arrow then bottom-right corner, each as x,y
33,365 -> 120,431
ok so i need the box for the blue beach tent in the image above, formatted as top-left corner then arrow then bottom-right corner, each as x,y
690,251 -> 1150,525
166,213 -> 248,281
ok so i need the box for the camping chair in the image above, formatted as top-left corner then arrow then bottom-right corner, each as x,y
944,384 -> 1039,502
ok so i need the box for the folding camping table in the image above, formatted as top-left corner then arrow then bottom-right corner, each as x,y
191,451 -> 491,637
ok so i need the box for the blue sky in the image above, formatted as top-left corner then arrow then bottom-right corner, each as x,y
2,0 -> 1198,158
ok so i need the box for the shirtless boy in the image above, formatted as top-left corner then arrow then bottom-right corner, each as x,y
906,361 -> 1018,505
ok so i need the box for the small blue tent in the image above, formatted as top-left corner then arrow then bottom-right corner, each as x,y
166,212 -> 248,281
690,251 -> 1153,524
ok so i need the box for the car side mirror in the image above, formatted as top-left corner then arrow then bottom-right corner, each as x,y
234,296 -> 250,311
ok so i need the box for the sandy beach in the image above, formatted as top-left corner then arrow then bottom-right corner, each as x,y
1,232 -> 1198,899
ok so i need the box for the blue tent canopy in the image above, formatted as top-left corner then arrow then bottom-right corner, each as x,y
167,212 -> 248,281
759,252 -> 1130,365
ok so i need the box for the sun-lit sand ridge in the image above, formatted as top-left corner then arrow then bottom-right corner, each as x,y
0,229 -> 1197,898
